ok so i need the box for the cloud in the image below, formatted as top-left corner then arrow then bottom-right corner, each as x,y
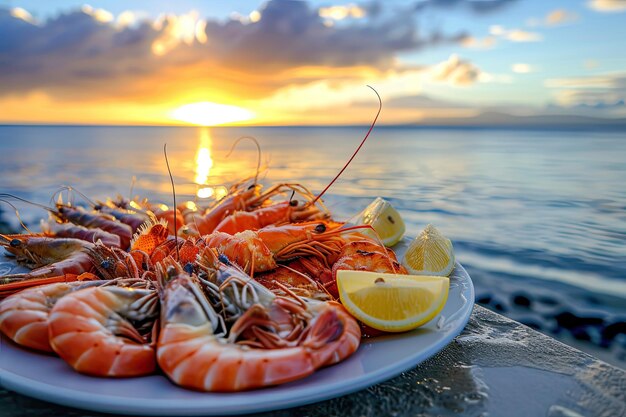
587,0 -> 626,12
489,25 -> 542,42
431,54 -> 480,86
413,0 -> 519,14
0,1 -> 470,102
318,4 -> 366,20
511,63 -> 533,73
461,35 -> 497,49
545,9 -> 578,25
9,7 -> 36,24
527,9 -> 579,26
545,73 -> 626,107
584,59 -> 600,70
545,75 -> 617,88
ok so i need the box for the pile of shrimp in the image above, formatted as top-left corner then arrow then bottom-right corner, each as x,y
0,88 -> 409,392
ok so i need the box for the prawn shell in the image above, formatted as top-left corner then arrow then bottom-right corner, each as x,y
0,286 -> 59,351
48,287 -> 157,377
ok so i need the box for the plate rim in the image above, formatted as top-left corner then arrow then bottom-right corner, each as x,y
0,263 -> 474,416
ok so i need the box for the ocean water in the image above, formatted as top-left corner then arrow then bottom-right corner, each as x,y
1,125 -> 625,367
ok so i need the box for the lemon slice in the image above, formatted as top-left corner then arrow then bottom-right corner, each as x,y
337,270 -> 449,332
402,224 -> 455,276
355,197 -> 405,247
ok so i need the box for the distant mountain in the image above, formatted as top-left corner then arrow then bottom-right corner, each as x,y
410,111 -> 626,129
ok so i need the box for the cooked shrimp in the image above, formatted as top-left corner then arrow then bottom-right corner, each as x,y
254,257 -> 332,301
55,205 -> 133,249
0,279 -> 103,351
203,220 -> 345,274
182,182 -> 262,236
183,182 -> 324,236
213,185 -> 328,234
0,234 -> 95,283
48,284 -> 159,377
40,218 -> 122,248
332,240 -> 407,275
156,255 -> 360,392
94,204 -> 152,234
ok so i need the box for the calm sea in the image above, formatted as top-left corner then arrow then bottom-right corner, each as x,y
1,125 -> 625,366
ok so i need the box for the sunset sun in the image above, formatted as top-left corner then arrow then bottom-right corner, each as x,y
170,102 -> 254,126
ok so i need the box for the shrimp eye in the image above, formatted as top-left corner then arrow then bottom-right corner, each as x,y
247,184 -> 256,190
141,263 -> 148,270
94,204 -> 102,210
218,254 -> 231,265
101,259 -> 111,269
184,263 -> 194,275
10,239 -> 21,247
289,199 -> 298,207
314,223 -> 326,233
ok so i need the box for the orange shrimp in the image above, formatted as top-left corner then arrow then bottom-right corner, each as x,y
128,217 -> 170,266
83,219 -> 171,281
203,220 -> 346,274
254,258 -> 332,301
151,207 -> 184,235
213,200 -> 327,234
0,234 -> 96,283
48,284 -> 159,377
149,237 -> 202,266
0,273 -> 91,299
0,278 -> 103,351
251,238 -> 405,301
327,240 -> 407,298
183,182 -> 324,236
183,182 -> 263,236
157,255 -> 360,392
331,240 -> 407,275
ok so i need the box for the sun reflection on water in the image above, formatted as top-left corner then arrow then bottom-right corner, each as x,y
194,128 -> 229,200
195,128 -> 213,185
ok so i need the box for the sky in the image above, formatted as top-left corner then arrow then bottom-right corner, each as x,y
0,0 -> 625,125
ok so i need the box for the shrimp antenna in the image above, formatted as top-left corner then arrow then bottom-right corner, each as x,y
0,199 -> 33,234
0,193 -> 55,213
163,144 -> 180,262
311,85 -> 382,205
226,136 -> 262,186
52,185 -> 97,208
129,176 -> 137,203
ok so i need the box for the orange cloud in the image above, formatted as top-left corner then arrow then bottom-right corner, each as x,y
527,9 -> 579,27
0,1 -> 467,105
431,55 -> 481,86
1,1 -> 526,125
587,0 -> 626,12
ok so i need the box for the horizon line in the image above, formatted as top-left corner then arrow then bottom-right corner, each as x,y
2,122 -> 626,131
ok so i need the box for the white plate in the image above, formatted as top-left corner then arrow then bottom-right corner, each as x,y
0,245 -> 474,416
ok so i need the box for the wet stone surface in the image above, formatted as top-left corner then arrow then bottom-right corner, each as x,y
1,306 -> 624,417
474,282 -> 626,367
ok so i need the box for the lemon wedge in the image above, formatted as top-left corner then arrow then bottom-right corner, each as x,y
402,224 -> 455,276
337,270 -> 449,332
355,197 -> 405,247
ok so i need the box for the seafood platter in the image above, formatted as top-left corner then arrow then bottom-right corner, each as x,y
0,104 -> 473,414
